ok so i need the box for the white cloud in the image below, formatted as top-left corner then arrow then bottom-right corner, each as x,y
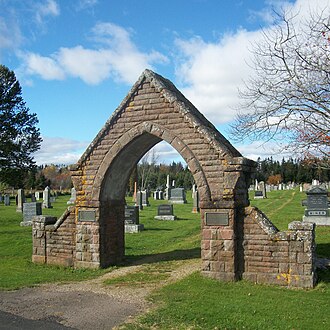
0,17 -> 24,52
173,0 -> 330,126
234,140 -> 292,161
35,0 -> 60,24
174,30 -> 260,125
23,52 -> 66,80
77,0 -> 98,10
152,141 -> 185,164
33,136 -> 89,165
20,22 -> 168,85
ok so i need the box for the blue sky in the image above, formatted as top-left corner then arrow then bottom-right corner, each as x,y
1,0 -> 328,165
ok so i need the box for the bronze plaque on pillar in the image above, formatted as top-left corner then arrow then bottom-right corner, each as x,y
78,209 -> 96,222
205,212 -> 229,226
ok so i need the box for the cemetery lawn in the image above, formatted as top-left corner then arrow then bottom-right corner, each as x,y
0,189 -> 329,329
0,195 -> 107,290
120,189 -> 330,330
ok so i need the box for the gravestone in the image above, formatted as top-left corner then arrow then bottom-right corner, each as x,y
303,186 -> 330,225
31,194 -> 36,202
153,189 -> 164,200
124,205 -> 144,233
154,204 -> 177,220
135,191 -> 143,210
67,187 -> 77,204
254,190 -> 264,199
42,186 -> 53,208
0,194 -> 2,203
164,175 -> 171,200
169,188 -> 187,204
4,194 -> 10,206
35,191 -> 40,200
260,181 -> 267,198
192,185 -> 199,213
141,190 -> 149,206
153,190 -> 158,200
16,189 -> 25,212
21,202 -> 42,226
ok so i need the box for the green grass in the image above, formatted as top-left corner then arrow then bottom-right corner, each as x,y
125,195 -> 200,263
1,189 -> 330,329
127,272 -> 330,330
118,189 -> 330,330
0,195 -> 106,290
104,261 -> 177,287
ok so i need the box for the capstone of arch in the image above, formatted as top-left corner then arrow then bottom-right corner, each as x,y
32,70 -> 316,288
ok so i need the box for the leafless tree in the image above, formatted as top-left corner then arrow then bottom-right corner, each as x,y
139,148 -> 159,190
231,8 -> 330,162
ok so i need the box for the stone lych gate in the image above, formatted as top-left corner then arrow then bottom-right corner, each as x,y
32,70 -> 316,288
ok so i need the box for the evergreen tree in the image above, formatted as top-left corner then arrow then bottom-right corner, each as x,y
0,65 -> 42,187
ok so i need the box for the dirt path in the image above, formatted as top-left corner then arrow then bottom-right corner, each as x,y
0,258 -> 200,330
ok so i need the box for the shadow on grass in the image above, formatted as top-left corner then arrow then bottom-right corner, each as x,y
143,228 -> 173,231
316,243 -> 330,258
317,268 -> 330,284
124,247 -> 201,266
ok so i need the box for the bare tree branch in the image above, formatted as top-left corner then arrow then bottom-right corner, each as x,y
231,8 -> 330,160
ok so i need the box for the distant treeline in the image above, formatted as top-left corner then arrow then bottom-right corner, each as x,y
3,157 -> 329,191
255,157 -> 330,184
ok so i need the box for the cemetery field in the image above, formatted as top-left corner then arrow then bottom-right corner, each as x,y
0,195 -> 107,290
0,189 -> 329,329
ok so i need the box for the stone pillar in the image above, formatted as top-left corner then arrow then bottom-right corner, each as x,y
192,189 -> 200,213
165,175 -> 170,200
201,157 -> 256,282
67,187 -> 76,204
16,189 -> 25,212
287,221 -> 316,288
43,186 -> 52,208
32,216 -> 57,264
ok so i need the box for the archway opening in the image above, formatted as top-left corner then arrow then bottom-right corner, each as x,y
99,133 -> 202,268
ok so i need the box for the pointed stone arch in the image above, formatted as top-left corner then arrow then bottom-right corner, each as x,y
32,69 -> 316,288
67,69 -> 255,270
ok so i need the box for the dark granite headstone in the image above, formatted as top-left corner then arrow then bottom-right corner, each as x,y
158,204 -> 173,216
155,204 -> 176,220
254,190 -> 263,199
124,205 -> 143,232
303,186 -> 330,225
169,188 -> 186,204
21,202 -> 42,226
4,194 -> 10,206
125,205 -> 139,225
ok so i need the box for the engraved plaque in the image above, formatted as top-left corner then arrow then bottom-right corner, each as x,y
205,212 -> 229,226
158,204 -> 173,216
78,209 -> 96,222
